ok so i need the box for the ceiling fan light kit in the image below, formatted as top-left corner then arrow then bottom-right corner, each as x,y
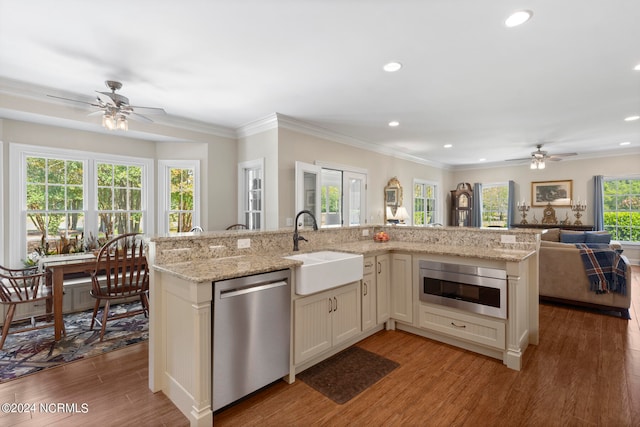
530,157 -> 545,169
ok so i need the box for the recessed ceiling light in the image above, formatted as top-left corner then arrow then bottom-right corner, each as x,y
388,121 -> 400,127
443,144 -> 453,148
383,62 -> 402,72
505,10 -> 533,27
620,141 -> 631,146
479,158 -> 486,162
624,115 -> 640,121
634,63 -> 640,71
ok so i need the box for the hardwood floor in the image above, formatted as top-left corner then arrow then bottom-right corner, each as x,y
2,266 -> 639,426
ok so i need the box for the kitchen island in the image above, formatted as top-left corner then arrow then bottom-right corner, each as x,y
148,226 -> 539,426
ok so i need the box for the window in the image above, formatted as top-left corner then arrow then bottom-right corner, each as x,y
96,162 -> 144,237
296,161 -> 367,228
482,183 -> 509,228
158,160 -> 200,233
413,180 -> 438,226
319,167 -> 366,227
603,178 -> 640,242
26,156 -> 85,255
320,169 -> 342,227
238,158 -> 264,230
10,144 -> 153,266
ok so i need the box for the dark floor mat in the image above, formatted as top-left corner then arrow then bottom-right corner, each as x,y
297,346 -> 399,404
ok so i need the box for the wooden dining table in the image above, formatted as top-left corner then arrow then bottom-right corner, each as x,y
41,254 -> 98,340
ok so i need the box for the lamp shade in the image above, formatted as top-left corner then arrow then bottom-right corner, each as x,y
395,206 -> 409,223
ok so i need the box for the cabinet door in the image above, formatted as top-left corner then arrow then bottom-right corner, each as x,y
390,253 -> 413,323
376,254 -> 390,324
294,290 -> 333,364
361,274 -> 376,332
332,282 -> 361,346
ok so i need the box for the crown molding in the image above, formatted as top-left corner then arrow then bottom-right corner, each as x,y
274,113 -> 448,169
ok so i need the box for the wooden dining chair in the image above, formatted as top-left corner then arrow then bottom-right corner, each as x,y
90,233 -> 149,341
0,265 -> 62,350
226,223 -> 248,230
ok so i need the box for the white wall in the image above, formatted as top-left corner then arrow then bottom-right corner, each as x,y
277,127 -> 451,228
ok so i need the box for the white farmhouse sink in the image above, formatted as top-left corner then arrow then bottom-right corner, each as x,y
284,251 -> 364,295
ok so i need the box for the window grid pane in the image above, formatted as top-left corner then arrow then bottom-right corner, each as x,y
168,167 -> 195,233
25,156 -> 85,256
482,185 -> 508,228
603,178 -> 640,242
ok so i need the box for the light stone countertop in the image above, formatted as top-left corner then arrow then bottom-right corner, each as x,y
153,240 -> 536,283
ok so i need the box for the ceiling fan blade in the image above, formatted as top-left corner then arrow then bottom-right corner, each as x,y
96,91 -> 117,106
505,157 -> 531,162
128,112 -> 154,123
547,157 -> 564,162
130,106 -> 166,115
548,152 -> 578,158
47,94 -> 100,108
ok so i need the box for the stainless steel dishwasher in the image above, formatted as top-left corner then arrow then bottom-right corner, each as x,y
212,269 -> 291,411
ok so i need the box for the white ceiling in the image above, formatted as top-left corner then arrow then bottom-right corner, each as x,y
1,0 -> 639,168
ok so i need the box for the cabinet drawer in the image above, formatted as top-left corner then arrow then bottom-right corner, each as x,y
419,303 -> 505,350
363,257 -> 375,275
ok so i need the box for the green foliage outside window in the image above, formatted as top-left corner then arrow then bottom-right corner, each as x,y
482,185 -> 508,227
603,179 -> 640,242
169,168 -> 194,232
26,157 -> 84,255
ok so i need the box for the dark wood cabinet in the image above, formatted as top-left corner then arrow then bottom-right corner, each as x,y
509,223 -> 594,231
450,183 -> 473,227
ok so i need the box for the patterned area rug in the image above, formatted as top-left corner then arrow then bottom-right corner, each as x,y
0,302 -> 148,382
297,346 -> 399,404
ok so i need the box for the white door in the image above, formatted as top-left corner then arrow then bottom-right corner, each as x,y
344,171 -> 367,226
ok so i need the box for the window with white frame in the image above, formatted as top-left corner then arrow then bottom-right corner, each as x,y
482,183 -> 509,228
412,180 -> 438,226
158,160 -> 200,233
238,158 -> 264,230
603,177 -> 640,242
25,156 -> 85,255
10,144 -> 153,266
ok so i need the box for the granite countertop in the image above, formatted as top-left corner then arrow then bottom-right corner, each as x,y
153,240 -> 535,283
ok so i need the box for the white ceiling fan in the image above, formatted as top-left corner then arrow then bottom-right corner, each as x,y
47,80 -> 166,130
507,144 -> 577,169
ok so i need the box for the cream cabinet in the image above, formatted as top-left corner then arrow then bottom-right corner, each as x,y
376,254 -> 390,324
390,253 -> 413,324
294,281 -> 361,364
361,257 -> 377,332
419,303 -> 506,350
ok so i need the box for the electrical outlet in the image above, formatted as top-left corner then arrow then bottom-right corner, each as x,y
501,235 -> 516,244
285,217 -> 293,226
237,238 -> 251,249
362,229 -> 370,237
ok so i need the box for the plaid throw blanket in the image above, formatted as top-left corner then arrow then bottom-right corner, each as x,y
575,243 -> 627,295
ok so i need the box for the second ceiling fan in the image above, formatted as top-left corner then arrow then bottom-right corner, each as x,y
507,144 -> 577,169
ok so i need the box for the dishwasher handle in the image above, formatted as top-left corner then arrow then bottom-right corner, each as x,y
220,280 -> 288,299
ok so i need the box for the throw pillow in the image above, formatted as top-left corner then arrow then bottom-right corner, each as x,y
560,230 -> 586,243
585,231 -> 612,244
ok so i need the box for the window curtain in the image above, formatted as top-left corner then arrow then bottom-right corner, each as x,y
473,182 -> 483,227
594,175 -> 604,231
507,180 -> 515,228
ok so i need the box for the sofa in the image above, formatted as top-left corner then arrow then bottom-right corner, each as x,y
538,228 -> 632,318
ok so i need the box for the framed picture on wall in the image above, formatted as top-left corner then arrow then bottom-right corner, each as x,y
531,180 -> 572,207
